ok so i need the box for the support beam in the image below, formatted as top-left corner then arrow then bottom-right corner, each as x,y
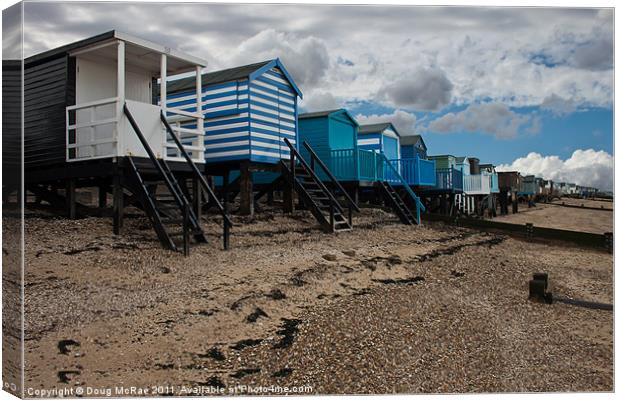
239,161 -> 254,216
113,174 -> 123,235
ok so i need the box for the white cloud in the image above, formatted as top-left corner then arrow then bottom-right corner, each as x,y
227,29 -> 330,89
540,94 -> 578,116
299,90 -> 341,112
497,149 -> 613,191
427,103 -> 539,139
356,109 -> 417,136
21,4 -> 613,111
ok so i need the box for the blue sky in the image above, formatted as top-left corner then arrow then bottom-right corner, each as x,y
350,101 -> 613,166
10,2 -> 614,189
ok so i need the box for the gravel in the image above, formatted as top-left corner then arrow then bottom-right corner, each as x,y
13,204 -> 613,393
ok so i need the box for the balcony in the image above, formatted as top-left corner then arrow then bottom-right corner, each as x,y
463,174 -> 492,195
66,99 -> 204,164
390,157 -> 436,186
436,168 -> 463,191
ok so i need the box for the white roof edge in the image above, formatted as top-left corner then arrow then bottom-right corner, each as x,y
114,31 -> 208,67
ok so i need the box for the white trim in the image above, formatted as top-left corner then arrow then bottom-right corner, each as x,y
204,131 -> 250,141
358,138 -> 380,145
205,149 -> 250,158
205,140 -> 249,149
114,31 -> 208,67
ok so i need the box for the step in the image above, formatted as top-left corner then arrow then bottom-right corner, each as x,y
143,180 -> 165,186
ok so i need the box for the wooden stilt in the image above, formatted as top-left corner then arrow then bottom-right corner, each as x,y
66,179 -> 76,219
98,184 -> 107,208
192,177 -> 202,220
239,161 -> 254,216
267,190 -> 274,206
113,174 -> 123,235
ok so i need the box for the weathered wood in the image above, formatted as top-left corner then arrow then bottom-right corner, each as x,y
239,161 -> 254,216
192,177 -> 202,220
98,184 -> 107,208
424,213 -> 610,250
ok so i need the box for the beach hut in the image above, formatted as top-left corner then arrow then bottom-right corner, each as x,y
298,109 -> 359,182
396,135 -> 436,187
297,110 -> 425,225
357,122 -> 401,161
11,30 -> 230,252
165,59 -> 303,215
400,135 -> 427,159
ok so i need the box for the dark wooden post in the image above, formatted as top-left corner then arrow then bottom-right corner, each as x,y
113,174 -> 123,235
283,157 -> 295,213
512,192 -> 518,214
239,161 -> 254,216
98,184 -> 107,208
222,171 -> 230,250
66,179 -> 76,219
192,177 -> 202,220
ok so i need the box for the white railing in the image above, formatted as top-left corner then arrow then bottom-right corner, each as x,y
66,97 -> 119,161
66,99 -> 205,164
163,107 -> 204,163
463,174 -> 492,195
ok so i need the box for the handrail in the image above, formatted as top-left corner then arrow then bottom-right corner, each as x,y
282,138 -> 345,216
160,111 -> 233,229
123,104 -> 188,210
66,97 -> 118,111
302,141 -> 360,213
378,152 -> 426,214
124,103 -> 194,252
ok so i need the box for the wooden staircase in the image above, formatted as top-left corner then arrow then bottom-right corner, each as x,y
377,180 -> 416,225
125,157 -> 205,253
281,138 -> 359,233
123,103 -> 232,254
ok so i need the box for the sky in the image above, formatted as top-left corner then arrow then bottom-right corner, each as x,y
8,2 -> 615,190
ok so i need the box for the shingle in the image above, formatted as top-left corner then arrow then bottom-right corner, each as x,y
166,60 -> 273,93
299,109 -> 343,119
358,123 -> 392,134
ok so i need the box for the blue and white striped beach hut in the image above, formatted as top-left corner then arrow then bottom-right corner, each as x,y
165,59 -> 302,164
357,123 -> 401,160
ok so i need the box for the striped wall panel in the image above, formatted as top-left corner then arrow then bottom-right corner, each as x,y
249,66 -> 298,164
166,66 -> 298,165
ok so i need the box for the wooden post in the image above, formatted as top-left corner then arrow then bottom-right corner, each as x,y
283,160 -> 294,213
98,184 -> 107,208
222,171 -> 231,250
113,174 -> 123,235
512,192 -> 518,214
267,190 -> 274,206
66,179 -> 76,219
239,161 -> 254,216
439,193 -> 446,215
116,41 -> 125,155
192,177 -> 202,220
195,65 -> 205,163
